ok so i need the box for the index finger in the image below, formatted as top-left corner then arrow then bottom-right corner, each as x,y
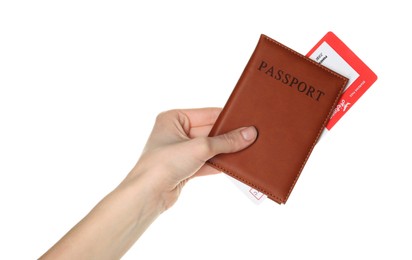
179,107 -> 222,128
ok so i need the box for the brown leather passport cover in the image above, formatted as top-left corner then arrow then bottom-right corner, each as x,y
207,34 -> 348,204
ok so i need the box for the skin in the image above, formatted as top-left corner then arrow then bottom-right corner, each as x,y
39,107 -> 257,260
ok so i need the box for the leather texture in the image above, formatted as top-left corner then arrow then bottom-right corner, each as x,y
207,34 -> 348,204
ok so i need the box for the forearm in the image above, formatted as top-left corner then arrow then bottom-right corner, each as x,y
39,172 -> 164,260
39,108 -> 257,259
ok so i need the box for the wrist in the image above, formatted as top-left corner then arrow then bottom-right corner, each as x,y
119,166 -> 169,214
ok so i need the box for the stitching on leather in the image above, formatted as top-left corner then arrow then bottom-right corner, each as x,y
285,80 -> 345,199
207,160 -> 285,203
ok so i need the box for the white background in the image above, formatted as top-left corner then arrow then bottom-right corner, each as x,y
1,1 -> 411,259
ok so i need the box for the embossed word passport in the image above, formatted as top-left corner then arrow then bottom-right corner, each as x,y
207,34 -> 348,204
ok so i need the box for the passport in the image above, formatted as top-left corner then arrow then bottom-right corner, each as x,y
207,34 -> 348,204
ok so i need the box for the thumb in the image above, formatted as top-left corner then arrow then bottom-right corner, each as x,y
204,126 -> 258,158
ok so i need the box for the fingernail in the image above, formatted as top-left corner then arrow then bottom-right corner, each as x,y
241,126 -> 257,141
